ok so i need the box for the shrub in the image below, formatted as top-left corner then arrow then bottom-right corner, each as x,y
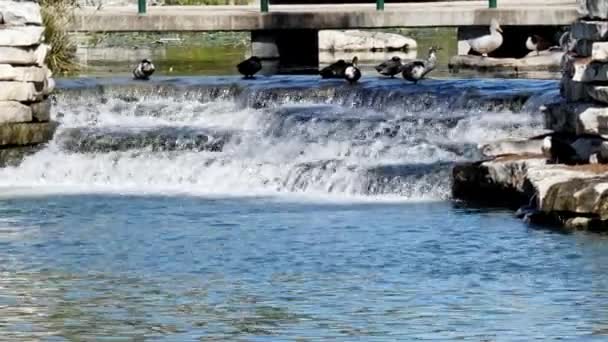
40,0 -> 79,74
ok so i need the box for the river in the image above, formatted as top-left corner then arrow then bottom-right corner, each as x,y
2,76 -> 608,340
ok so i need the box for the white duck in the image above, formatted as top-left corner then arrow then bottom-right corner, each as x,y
467,18 -> 503,57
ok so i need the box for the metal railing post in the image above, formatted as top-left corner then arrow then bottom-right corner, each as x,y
376,0 -> 384,11
261,0 -> 269,13
489,0 -> 497,8
138,0 -> 147,15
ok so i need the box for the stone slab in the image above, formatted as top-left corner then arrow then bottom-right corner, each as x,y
29,98 -> 50,122
0,26 -> 44,47
0,1 -> 42,26
0,101 -> 32,124
592,41 -> 608,61
573,39 -> 594,57
0,121 -> 57,147
0,64 -> 47,82
571,20 -> 608,40
448,52 -> 563,73
0,44 -> 48,66
318,30 -> 417,51
560,76 -> 590,102
0,81 -> 40,102
479,138 -> 544,157
543,101 -> 608,135
580,0 -> 608,20
585,84 -> 608,104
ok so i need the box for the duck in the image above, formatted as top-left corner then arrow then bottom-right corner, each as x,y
541,135 -> 582,165
375,56 -> 403,78
320,59 -> 348,79
526,35 -> 552,55
344,56 -> 361,84
132,59 -> 155,81
558,30 -> 574,52
237,56 -> 262,78
467,18 -> 503,57
401,47 -> 440,84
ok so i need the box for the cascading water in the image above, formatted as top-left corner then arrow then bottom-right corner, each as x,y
0,76 -> 559,200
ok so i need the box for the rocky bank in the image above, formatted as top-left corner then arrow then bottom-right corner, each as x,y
0,0 -> 56,166
452,0 -> 608,231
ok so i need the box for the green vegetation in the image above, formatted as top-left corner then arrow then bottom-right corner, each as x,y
40,0 -> 79,74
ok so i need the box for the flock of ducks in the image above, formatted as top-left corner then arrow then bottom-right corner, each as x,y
132,18 -> 572,83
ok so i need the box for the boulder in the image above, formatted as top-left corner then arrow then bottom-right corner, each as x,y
560,76 -> 590,101
0,81 -> 40,102
0,1 -> 42,26
573,39 -> 594,57
585,84 -> 608,104
0,64 -> 48,82
30,98 -> 50,122
318,30 -> 417,52
0,44 -> 48,66
0,26 -> 44,47
448,52 -> 563,73
0,101 -> 32,124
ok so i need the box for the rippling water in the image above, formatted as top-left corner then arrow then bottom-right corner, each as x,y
4,76 -> 605,340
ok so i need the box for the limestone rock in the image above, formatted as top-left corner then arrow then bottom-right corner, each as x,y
0,81 -> 40,102
0,1 -> 42,26
571,20 -> 608,40
0,44 -> 48,66
0,64 -> 48,82
448,52 -> 563,73
592,42 -> 608,61
0,121 -> 57,147
573,39 -> 594,57
0,145 -> 44,168
543,101 -> 608,135
0,26 -> 44,47
30,98 -> 50,122
585,84 -> 608,104
43,77 -> 55,95
580,0 -> 608,20
318,30 -> 417,52
0,101 -> 32,124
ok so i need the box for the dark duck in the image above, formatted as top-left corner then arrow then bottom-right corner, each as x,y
132,59 -> 155,80
237,56 -> 262,78
525,35 -> 552,55
320,59 -> 348,79
344,56 -> 361,84
375,56 -> 403,78
401,47 -> 439,84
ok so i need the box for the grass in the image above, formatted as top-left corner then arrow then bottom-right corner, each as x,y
40,0 -> 79,74
164,0 -> 251,5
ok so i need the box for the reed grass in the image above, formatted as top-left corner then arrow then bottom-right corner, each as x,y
40,0 -> 79,74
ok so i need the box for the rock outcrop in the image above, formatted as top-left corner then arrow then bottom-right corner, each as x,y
318,30 -> 417,52
0,0 -> 56,166
452,0 -> 608,231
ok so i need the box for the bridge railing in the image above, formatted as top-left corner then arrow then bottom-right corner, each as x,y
135,0 -> 497,14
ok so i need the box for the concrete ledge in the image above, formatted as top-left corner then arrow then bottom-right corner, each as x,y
69,3 -> 578,32
448,52 -> 563,72
0,101 -> 32,124
0,121 -> 58,147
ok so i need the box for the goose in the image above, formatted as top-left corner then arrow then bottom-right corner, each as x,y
320,59 -> 348,79
401,47 -> 440,84
467,18 -> 503,57
133,59 -> 155,80
526,35 -> 552,55
344,57 -> 361,84
375,56 -> 403,78
237,56 -> 262,78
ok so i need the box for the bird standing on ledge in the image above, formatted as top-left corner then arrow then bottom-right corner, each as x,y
467,18 -> 503,57
237,56 -> 262,78
133,59 -> 155,81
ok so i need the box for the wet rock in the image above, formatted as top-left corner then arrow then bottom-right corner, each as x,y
0,1 -> 41,26
318,30 -> 417,52
479,138 -> 544,157
0,121 -> 57,147
592,41 -> 608,61
585,84 -> 608,104
573,40 -> 594,57
448,52 -> 563,73
0,44 -> 48,66
560,77 -> 590,101
0,26 -> 44,47
30,98 -> 50,122
0,101 -> 32,124
543,101 -> 608,135
0,144 -> 45,168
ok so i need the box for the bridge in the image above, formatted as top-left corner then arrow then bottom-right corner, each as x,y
70,0 -> 577,32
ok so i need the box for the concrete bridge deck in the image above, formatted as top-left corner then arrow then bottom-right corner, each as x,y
70,0 -> 578,32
